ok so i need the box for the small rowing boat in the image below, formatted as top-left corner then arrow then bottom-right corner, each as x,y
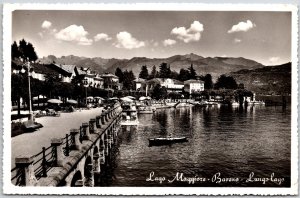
148,137 -> 188,146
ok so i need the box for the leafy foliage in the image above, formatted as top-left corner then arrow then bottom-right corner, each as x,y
178,69 -> 190,82
204,74 -> 213,89
122,70 -> 136,90
115,67 -> 124,83
188,64 -> 197,79
159,62 -> 171,78
139,65 -> 149,79
214,75 -> 238,89
149,65 -> 158,79
13,39 -> 38,63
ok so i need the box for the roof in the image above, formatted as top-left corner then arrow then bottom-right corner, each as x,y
76,68 -> 87,75
146,78 -> 183,85
54,64 -> 76,74
94,76 -> 104,80
31,63 -> 62,75
184,79 -> 204,84
134,78 -> 145,82
100,73 -> 118,78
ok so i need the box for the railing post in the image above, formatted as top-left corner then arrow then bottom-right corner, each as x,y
104,112 -> 108,122
42,147 -> 47,177
108,110 -> 112,119
51,138 -> 64,167
93,152 -> 101,175
96,116 -> 101,128
64,134 -> 70,156
101,114 -> 105,125
84,163 -> 94,187
15,157 -> 37,186
89,119 -> 96,134
100,136 -> 105,165
82,123 -> 90,140
70,129 -> 81,150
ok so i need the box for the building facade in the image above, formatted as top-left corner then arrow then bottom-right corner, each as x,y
184,79 -> 205,94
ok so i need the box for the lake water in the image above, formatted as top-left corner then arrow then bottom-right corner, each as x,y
98,105 -> 291,187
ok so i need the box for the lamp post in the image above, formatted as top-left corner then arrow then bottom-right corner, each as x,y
83,79 -> 88,106
27,62 -> 33,122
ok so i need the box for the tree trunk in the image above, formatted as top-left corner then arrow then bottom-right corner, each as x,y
17,97 -> 21,116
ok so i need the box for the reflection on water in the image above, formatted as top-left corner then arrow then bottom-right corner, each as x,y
98,105 -> 291,187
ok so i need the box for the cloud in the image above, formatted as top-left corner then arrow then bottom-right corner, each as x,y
171,21 -> 204,43
41,20 -> 52,29
94,33 -> 112,42
269,57 -> 280,64
55,25 -> 93,45
114,31 -> 145,49
163,39 -> 177,46
228,20 -> 256,33
234,38 -> 241,43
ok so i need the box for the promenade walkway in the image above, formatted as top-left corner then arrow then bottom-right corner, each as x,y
11,107 -> 104,166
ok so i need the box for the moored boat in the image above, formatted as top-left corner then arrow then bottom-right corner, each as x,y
120,102 -> 139,125
148,137 -> 188,146
137,105 -> 156,114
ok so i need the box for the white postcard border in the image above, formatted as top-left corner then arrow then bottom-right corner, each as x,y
2,3 -> 298,195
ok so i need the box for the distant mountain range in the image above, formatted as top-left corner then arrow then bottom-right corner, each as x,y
38,53 -> 264,79
230,62 -> 291,95
38,54 -> 291,94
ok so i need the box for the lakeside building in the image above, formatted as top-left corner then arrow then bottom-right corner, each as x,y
184,79 -> 205,94
145,78 -> 184,93
12,61 -> 110,90
100,73 -> 121,90
134,78 -> 146,91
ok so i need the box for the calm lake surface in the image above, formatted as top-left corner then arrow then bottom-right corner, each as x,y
99,105 -> 291,187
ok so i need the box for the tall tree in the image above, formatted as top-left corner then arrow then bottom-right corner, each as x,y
139,65 -> 149,79
115,67 -> 124,83
204,74 -> 213,89
149,65 -> 158,79
159,62 -> 171,78
18,39 -> 38,63
122,70 -> 136,90
188,64 -> 197,79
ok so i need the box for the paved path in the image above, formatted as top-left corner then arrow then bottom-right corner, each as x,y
11,107 -> 104,166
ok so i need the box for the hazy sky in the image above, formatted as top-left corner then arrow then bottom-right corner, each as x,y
12,10 -> 291,65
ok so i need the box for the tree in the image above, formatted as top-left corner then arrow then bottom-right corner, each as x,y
204,74 -> 213,89
214,74 -> 238,89
170,70 -> 179,79
177,69 -> 190,82
188,64 -> 197,79
18,39 -> 38,63
159,62 -> 171,78
44,73 -> 61,98
11,74 -> 26,115
139,65 -> 149,79
115,67 -> 124,83
122,70 -> 136,90
11,41 -> 20,60
149,65 -> 158,79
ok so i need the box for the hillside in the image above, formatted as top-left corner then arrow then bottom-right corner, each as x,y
230,63 -> 291,95
39,53 -> 264,79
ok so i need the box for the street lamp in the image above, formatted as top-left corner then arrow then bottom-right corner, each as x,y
83,79 -> 88,106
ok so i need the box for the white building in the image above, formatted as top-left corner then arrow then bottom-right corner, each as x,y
146,78 -> 184,92
184,79 -> 205,94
